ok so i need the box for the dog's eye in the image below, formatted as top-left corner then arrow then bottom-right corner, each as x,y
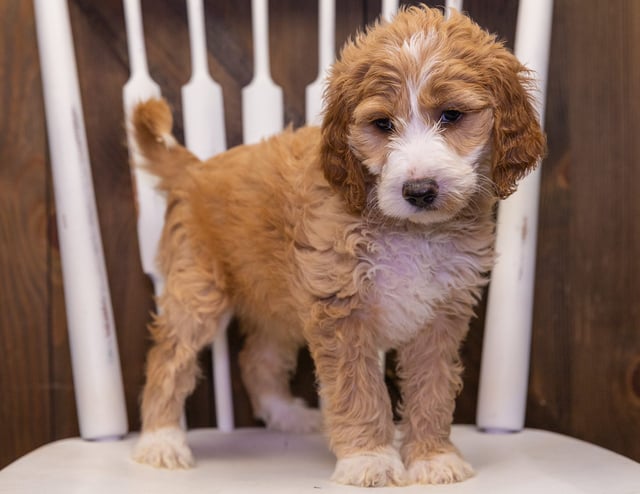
440,110 -> 463,125
373,118 -> 394,133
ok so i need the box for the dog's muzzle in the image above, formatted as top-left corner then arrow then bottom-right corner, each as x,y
402,178 -> 439,209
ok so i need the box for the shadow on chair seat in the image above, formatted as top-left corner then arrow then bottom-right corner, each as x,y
2,425 -> 639,493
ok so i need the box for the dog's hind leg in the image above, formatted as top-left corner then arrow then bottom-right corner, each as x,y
133,204 -> 231,468
239,324 -> 322,433
133,276 -> 230,468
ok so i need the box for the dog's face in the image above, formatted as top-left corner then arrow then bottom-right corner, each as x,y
321,7 -> 546,223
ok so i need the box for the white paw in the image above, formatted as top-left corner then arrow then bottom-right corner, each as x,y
259,396 -> 323,433
132,427 -> 194,469
331,446 -> 406,487
407,452 -> 474,484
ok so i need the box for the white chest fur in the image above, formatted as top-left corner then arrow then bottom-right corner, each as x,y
361,225 -> 493,347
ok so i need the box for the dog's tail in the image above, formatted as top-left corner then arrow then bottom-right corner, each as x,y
129,98 -> 199,191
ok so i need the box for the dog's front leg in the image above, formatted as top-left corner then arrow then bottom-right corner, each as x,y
307,306 -> 405,487
396,313 -> 474,484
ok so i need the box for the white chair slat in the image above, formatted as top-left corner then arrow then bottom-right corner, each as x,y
33,0 -> 128,441
477,0 -> 554,433
305,0 -> 335,126
181,0 -> 234,432
242,0 -> 284,144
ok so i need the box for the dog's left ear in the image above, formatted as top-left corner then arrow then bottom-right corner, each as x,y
490,53 -> 547,199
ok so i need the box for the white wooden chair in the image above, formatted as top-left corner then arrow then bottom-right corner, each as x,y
2,0 -> 639,492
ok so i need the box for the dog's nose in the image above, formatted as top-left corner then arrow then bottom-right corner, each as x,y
402,179 -> 439,208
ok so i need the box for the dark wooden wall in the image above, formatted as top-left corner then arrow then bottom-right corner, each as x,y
2,0 -> 640,469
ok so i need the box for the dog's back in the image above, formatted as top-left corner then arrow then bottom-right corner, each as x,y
131,99 -> 349,327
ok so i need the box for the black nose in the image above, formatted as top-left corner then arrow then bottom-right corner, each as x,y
402,179 -> 439,209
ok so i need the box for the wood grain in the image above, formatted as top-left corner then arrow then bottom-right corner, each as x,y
2,0 -> 640,469
559,0 -> 640,454
0,0 -> 51,467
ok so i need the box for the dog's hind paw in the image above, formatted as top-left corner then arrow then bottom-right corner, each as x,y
133,427 -> 194,469
260,396 -> 323,433
331,446 -> 406,487
407,452 -> 474,484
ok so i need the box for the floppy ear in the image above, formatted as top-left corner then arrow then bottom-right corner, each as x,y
320,57 -> 373,214
491,56 -> 547,199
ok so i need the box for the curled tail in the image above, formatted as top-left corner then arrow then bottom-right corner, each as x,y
130,98 -> 199,191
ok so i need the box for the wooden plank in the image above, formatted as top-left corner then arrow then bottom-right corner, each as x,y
0,0 -> 51,467
203,0 -> 253,149
560,0 -> 640,460
463,0 -> 517,48
270,0 -> 317,128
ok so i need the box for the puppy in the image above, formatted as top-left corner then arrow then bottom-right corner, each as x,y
131,6 -> 545,487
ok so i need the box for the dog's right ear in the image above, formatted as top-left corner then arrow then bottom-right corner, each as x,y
320,58 -> 371,214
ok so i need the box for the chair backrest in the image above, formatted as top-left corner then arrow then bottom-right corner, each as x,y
34,0 -> 553,441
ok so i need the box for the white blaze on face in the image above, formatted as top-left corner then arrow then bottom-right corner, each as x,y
375,79 -> 479,225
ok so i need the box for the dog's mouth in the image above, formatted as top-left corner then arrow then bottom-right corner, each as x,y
374,175 -> 471,226
405,198 -> 466,225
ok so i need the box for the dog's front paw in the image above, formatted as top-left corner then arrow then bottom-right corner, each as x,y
331,446 -> 406,487
133,427 -> 194,469
407,451 -> 474,484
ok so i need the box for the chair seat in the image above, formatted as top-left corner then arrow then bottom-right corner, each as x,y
1,425 -> 639,493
